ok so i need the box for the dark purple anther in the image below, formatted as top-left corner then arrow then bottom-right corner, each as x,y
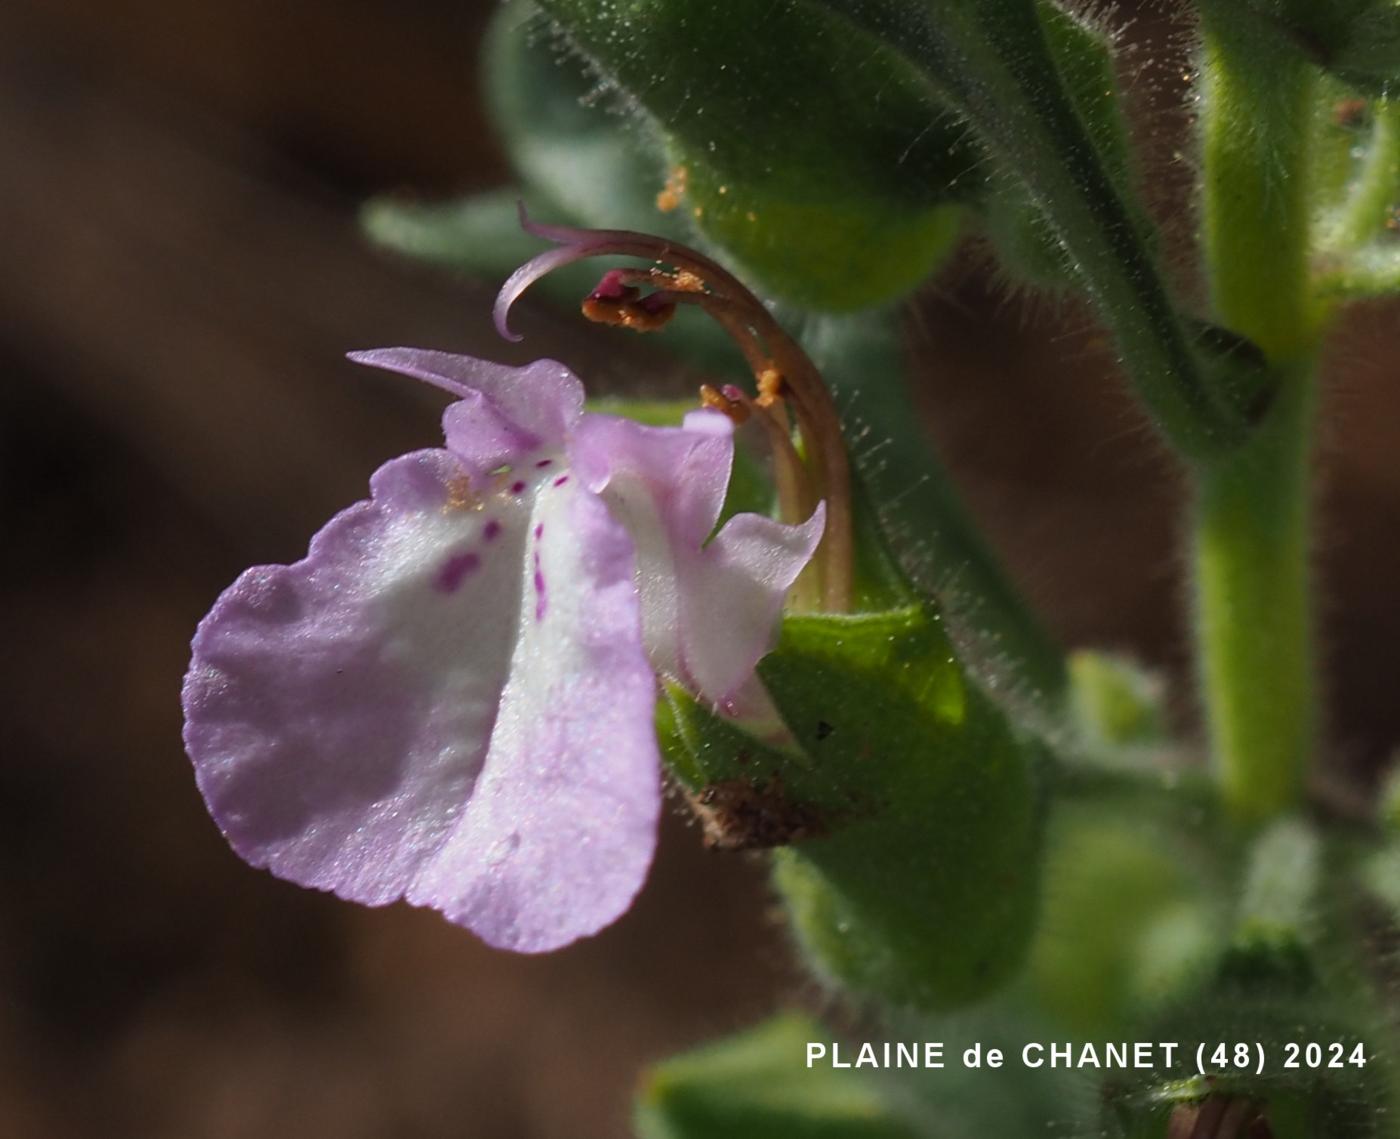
637,293 -> 674,316
590,269 -> 633,301
435,551 -> 481,594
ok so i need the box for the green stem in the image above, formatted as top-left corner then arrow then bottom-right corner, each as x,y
1198,11 -> 1319,358
1195,12 -> 1320,821
1195,370 -> 1316,822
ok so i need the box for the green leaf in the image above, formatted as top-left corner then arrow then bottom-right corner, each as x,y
763,605 -> 1043,1010
484,0 -> 684,234
535,0 -> 977,309
362,188 -> 545,279
364,0 -> 653,276
981,2 -> 1137,289
361,0 -> 666,284
1328,5 -> 1400,95
807,0 -> 1256,458
361,0 -> 676,284
661,604 -> 1044,1010
1234,819 -> 1321,939
1027,808 -> 1220,1035
634,1014 -> 920,1139
1200,0 -> 1400,97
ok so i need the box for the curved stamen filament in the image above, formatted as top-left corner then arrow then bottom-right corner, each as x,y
577,273 -> 852,612
499,210 -> 854,612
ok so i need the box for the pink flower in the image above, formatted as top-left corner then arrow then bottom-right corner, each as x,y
181,348 -> 823,952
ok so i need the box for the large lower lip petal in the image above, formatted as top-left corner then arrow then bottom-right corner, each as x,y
182,445 -> 660,952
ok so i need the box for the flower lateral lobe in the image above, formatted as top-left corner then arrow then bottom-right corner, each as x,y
572,410 -> 824,707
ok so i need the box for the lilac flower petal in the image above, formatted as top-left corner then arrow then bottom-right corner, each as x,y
182,445 -> 658,952
571,409 -> 734,549
684,503 -> 826,705
349,350 -> 585,481
569,413 -> 729,681
571,411 -> 825,704
680,407 -> 735,437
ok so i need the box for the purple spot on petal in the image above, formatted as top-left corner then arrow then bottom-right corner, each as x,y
435,551 -> 481,594
552,475 -> 569,487
483,519 -> 502,542
534,458 -> 553,469
534,523 -> 544,540
510,480 -> 527,494
532,551 -> 547,621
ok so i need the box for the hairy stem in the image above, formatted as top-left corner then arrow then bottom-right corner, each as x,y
1198,15 -> 1319,360
1195,11 -> 1320,821
1195,370 -> 1316,821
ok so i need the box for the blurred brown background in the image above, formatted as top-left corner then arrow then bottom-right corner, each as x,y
1,1 -> 1399,1136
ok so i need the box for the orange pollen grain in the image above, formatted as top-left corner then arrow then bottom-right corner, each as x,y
656,165 -> 688,213
699,384 -> 750,424
671,269 -> 706,293
581,297 -> 675,333
444,476 -> 479,512
757,367 -> 788,404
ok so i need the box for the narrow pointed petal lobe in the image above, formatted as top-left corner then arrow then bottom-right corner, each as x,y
685,503 -> 826,706
349,350 -> 585,485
